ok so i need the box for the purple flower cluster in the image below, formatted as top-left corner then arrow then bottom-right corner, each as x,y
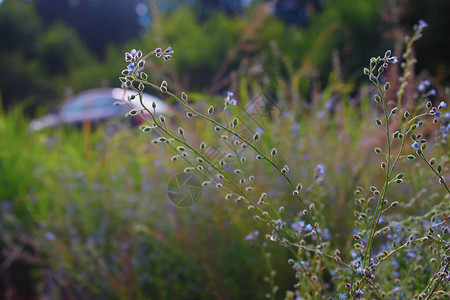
291,220 -> 313,233
418,80 -> 430,92
124,48 -> 143,71
225,91 -> 237,106
314,163 -> 325,183
441,112 -> 450,137
430,101 -> 447,122
244,230 -> 259,241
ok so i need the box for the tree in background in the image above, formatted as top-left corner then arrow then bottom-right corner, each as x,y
0,0 -> 94,111
34,0 -> 145,58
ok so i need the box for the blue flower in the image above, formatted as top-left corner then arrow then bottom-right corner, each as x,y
356,266 -> 364,274
305,224 -> 313,231
225,91 -> 237,106
355,289 -> 365,296
418,80 -> 430,92
339,293 -> 347,299
438,101 -> 446,109
435,111 -> 442,118
124,49 -> 142,62
245,230 -> 259,241
127,63 -> 136,71
412,142 -> 419,149
291,220 -> 306,230
445,112 -> 450,119
45,232 -> 56,240
429,89 -> 436,96
418,19 -> 429,29
390,56 -> 398,64
164,46 -> 174,54
314,164 -> 325,183
315,164 -> 325,176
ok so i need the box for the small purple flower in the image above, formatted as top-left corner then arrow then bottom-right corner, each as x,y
315,164 -> 325,176
355,289 -> 365,297
245,230 -> 259,241
429,89 -> 436,96
418,80 -> 430,92
314,164 -> 325,183
125,52 -> 133,62
291,220 -> 306,230
412,142 -> 419,149
441,125 -> 449,137
418,19 -> 429,29
45,232 -> 56,240
164,46 -> 174,54
418,83 -> 425,92
225,91 -> 237,106
124,49 -> 142,63
390,56 -> 398,64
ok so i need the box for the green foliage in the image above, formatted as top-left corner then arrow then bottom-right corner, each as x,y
261,0 -> 384,79
38,22 -> 93,75
155,8 -> 244,89
0,0 -> 95,110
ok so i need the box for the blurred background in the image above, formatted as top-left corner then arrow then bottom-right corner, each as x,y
1,0 -> 449,113
0,0 -> 449,299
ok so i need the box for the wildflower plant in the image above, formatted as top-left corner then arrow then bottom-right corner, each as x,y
119,20 -> 449,299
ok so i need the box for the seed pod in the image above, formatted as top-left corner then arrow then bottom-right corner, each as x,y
271,148 -> 277,156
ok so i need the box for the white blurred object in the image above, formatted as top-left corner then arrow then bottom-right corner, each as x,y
29,88 -> 168,131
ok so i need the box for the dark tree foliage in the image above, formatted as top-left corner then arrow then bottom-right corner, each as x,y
34,0 -> 145,58
274,0 -> 322,27
0,0 -> 94,111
